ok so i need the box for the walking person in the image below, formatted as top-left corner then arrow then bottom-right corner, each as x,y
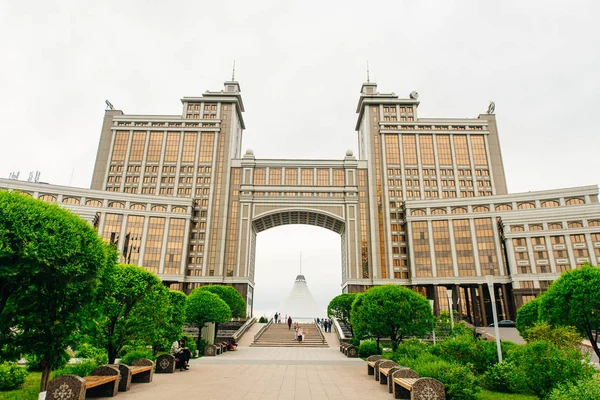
297,326 -> 303,343
294,323 -> 299,341
287,316 -> 292,330
278,312 -> 282,323
274,312 -> 278,324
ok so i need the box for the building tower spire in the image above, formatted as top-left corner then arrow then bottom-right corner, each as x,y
299,251 -> 302,275
231,60 -> 236,81
366,61 -> 370,83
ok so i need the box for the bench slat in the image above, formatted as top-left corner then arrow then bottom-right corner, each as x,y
367,361 -> 376,367
131,365 -> 153,374
379,367 -> 391,376
84,375 -> 117,389
393,377 -> 418,390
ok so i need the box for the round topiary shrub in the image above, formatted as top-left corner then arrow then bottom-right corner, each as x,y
358,340 -> 382,358
0,362 -> 29,391
119,348 -> 154,366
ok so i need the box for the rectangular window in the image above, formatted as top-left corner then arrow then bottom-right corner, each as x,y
419,135 -> 435,165
181,132 -> 198,163
384,135 -> 400,164
198,132 -> 215,162
436,135 -> 452,165
111,131 -> 129,162
471,135 -> 488,166
453,219 -> 476,276
254,168 -> 266,185
301,168 -> 313,185
269,168 -> 282,185
143,217 -> 165,274
411,221 -> 432,278
128,132 -> 146,163
317,169 -> 329,186
285,169 -> 298,185
454,135 -> 471,166
164,132 -> 180,162
402,135 -> 417,165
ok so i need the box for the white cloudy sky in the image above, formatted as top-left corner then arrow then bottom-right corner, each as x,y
1,1 -> 599,317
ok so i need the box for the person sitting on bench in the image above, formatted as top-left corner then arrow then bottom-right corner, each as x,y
171,338 -> 191,371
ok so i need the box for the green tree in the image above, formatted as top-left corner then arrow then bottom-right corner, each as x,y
86,264 -> 172,364
350,285 -> 433,350
515,296 -> 541,339
538,264 -> 600,358
0,191 -> 112,392
327,293 -> 356,332
165,290 -> 187,342
198,285 -> 246,318
185,290 -> 231,349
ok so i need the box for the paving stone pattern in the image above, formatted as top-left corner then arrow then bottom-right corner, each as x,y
97,347 -> 393,399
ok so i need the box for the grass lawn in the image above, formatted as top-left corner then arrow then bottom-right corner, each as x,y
477,390 -> 538,400
0,371 -> 41,400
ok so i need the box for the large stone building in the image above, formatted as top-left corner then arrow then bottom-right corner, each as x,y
2,78 -> 599,325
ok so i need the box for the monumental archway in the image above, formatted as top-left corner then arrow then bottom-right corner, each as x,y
226,150 -> 371,313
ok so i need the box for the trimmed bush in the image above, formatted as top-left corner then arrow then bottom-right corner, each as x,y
195,338 -> 208,357
0,362 -> 29,391
119,348 -> 154,366
395,353 -> 480,400
51,360 -> 99,379
74,343 -> 108,365
504,340 -> 594,398
392,338 -> 430,361
481,361 -> 516,393
183,337 -> 198,357
258,316 -> 268,323
548,374 -> 600,400
358,340 -> 381,357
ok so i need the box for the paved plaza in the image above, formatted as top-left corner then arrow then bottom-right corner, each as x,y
102,347 -> 392,400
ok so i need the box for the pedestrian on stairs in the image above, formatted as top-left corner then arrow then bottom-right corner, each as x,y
274,312 -> 278,324
294,323 -> 299,340
287,316 -> 292,330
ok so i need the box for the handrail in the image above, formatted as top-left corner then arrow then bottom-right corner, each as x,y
313,318 -> 326,344
332,318 -> 346,341
233,317 -> 256,342
253,318 -> 273,342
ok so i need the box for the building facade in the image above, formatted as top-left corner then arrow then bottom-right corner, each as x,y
2,78 -> 599,323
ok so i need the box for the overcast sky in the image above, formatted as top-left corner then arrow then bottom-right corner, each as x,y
1,1 -> 599,317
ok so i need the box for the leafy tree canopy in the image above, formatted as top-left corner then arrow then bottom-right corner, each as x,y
198,285 -> 246,318
85,264 -> 171,364
327,293 -> 356,327
185,290 -> 231,348
350,285 -> 433,350
538,264 -> 600,358
515,296 -> 542,339
164,290 -> 187,343
0,191 -> 112,391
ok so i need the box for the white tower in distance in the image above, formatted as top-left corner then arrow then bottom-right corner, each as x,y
279,254 -> 322,319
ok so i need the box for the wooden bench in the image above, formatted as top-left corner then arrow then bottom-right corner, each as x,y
392,376 -> 445,400
47,365 -> 120,399
377,360 -> 399,386
383,367 -> 419,394
111,358 -> 155,392
366,355 -> 383,376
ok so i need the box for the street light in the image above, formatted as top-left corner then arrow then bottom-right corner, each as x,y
485,275 -> 503,363
446,288 -> 454,330
429,299 -> 436,345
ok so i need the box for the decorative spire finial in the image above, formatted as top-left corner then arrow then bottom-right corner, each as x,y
299,251 -> 302,275
366,61 -> 370,83
231,60 -> 236,81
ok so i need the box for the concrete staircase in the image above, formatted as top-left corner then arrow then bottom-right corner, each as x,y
250,322 -> 328,347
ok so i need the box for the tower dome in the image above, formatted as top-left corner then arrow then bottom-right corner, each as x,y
279,274 -> 322,319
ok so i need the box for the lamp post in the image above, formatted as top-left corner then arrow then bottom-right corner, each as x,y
429,299 -> 436,345
446,288 -> 454,330
485,275 -> 503,363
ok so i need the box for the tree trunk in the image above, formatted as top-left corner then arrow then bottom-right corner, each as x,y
108,343 -> 117,364
391,333 -> 398,351
39,361 -> 51,393
196,327 -> 203,350
376,337 -> 381,354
